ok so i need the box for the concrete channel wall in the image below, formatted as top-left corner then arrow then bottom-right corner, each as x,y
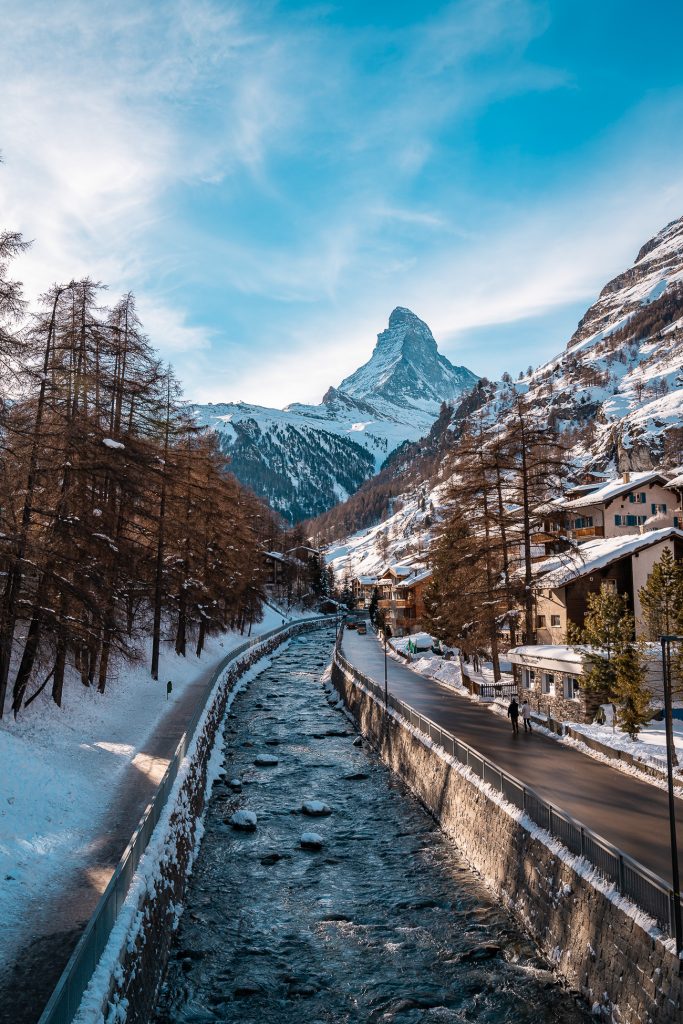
331,654 -> 683,1024
64,618 -> 332,1024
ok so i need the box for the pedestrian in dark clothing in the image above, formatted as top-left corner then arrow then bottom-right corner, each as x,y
521,700 -> 533,732
507,698 -> 519,735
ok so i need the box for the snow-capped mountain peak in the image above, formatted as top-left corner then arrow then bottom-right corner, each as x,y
190,308 -> 478,521
338,307 -> 477,411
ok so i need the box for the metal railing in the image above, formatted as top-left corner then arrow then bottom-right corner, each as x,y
38,615 -> 335,1024
334,635 -> 679,937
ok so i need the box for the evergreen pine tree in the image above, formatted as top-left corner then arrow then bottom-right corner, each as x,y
639,548 -> 683,639
572,584 -> 651,738
368,586 -> 379,625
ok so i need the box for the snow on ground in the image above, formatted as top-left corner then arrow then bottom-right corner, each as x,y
0,604 -> 299,968
569,715 -> 683,775
325,479 -> 447,579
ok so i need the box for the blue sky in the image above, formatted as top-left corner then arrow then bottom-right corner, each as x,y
2,0 -> 683,406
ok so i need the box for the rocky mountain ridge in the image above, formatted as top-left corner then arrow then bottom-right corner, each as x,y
190,308 -> 478,522
320,214 -> 683,575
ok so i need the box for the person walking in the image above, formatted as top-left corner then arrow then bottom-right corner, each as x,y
507,697 -> 519,735
521,699 -> 533,733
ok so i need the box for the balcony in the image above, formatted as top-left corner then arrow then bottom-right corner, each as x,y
567,525 -> 604,540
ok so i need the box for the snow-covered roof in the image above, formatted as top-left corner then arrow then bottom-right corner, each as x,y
561,471 -> 669,510
395,567 -> 433,589
533,527 -> 683,589
357,575 -> 378,585
666,474 -> 683,489
508,645 -> 585,673
264,550 -> 288,563
378,563 -> 414,579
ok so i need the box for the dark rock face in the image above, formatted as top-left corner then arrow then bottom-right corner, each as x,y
338,307 -> 477,410
189,308 -> 477,522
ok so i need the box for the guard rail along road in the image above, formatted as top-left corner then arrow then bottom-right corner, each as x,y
38,615 -> 335,1024
334,633 -> 682,940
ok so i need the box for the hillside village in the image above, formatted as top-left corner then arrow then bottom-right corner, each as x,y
330,467 -> 683,728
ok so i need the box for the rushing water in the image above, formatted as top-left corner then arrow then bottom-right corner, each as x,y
153,631 -> 589,1024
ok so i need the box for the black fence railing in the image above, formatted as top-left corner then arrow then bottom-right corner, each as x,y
334,634 -> 678,938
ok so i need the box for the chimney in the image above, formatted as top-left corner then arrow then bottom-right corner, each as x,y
622,471 -> 630,484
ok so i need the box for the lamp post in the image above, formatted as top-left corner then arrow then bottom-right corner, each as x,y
660,635 -> 682,954
383,624 -> 392,707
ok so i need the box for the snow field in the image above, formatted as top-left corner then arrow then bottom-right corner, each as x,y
0,605 -> 297,969
73,649 -> 277,1023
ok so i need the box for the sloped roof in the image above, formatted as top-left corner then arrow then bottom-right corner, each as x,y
395,567 -> 433,589
532,527 -> 683,589
565,472 -> 668,509
561,471 -> 669,510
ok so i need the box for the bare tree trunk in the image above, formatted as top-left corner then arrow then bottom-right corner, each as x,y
0,288 -> 61,717
151,375 -> 171,680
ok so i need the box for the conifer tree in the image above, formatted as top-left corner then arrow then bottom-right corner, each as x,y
570,585 -> 651,739
368,587 -> 379,625
639,548 -> 683,640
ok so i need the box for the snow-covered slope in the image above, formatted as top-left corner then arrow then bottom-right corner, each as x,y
337,306 -> 477,412
320,214 -> 683,562
510,216 -> 683,471
190,308 -> 477,522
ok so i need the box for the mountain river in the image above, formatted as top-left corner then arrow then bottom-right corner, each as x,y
153,629 -> 589,1024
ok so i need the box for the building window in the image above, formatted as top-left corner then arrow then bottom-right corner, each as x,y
629,492 -> 647,504
624,514 -> 646,527
523,668 -> 535,689
542,672 -> 555,695
651,503 -> 667,515
675,516 -> 680,529
536,614 -> 546,628
564,675 -> 580,700
602,579 -> 617,592
572,516 -> 593,529
551,614 -> 561,627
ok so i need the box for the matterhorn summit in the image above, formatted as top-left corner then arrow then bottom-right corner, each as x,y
190,307 -> 477,521
338,307 -> 477,411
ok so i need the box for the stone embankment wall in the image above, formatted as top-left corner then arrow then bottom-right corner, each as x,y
331,657 -> 682,1024
77,619 -> 330,1024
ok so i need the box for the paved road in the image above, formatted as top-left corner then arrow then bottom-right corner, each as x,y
342,629 -> 683,886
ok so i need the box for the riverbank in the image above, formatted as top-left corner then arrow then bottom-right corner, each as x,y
332,643 -> 683,1023
153,631 -> 589,1024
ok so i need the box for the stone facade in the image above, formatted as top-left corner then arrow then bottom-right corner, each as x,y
331,656 -> 682,1024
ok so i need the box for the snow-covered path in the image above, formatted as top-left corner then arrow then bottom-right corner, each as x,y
0,607 -> 305,1023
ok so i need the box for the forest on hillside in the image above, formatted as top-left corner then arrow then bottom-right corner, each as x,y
0,227 -> 280,719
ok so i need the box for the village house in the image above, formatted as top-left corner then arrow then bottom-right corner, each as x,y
374,563 -> 431,635
558,470 -> 673,542
393,567 -> 432,634
352,575 -> 378,608
531,526 -> 683,645
507,645 -> 596,722
508,644 -> 666,724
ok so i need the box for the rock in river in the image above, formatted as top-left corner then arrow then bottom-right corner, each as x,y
301,800 -> 332,817
230,809 -> 257,831
254,754 -> 279,767
300,831 -> 324,851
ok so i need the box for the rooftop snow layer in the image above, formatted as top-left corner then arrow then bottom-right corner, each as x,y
561,471 -> 670,509
533,527 -> 683,588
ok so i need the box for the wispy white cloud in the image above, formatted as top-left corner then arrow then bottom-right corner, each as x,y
3,0 -> 683,410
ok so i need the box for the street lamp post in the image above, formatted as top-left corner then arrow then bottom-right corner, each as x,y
383,625 -> 392,707
660,635 -> 682,954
